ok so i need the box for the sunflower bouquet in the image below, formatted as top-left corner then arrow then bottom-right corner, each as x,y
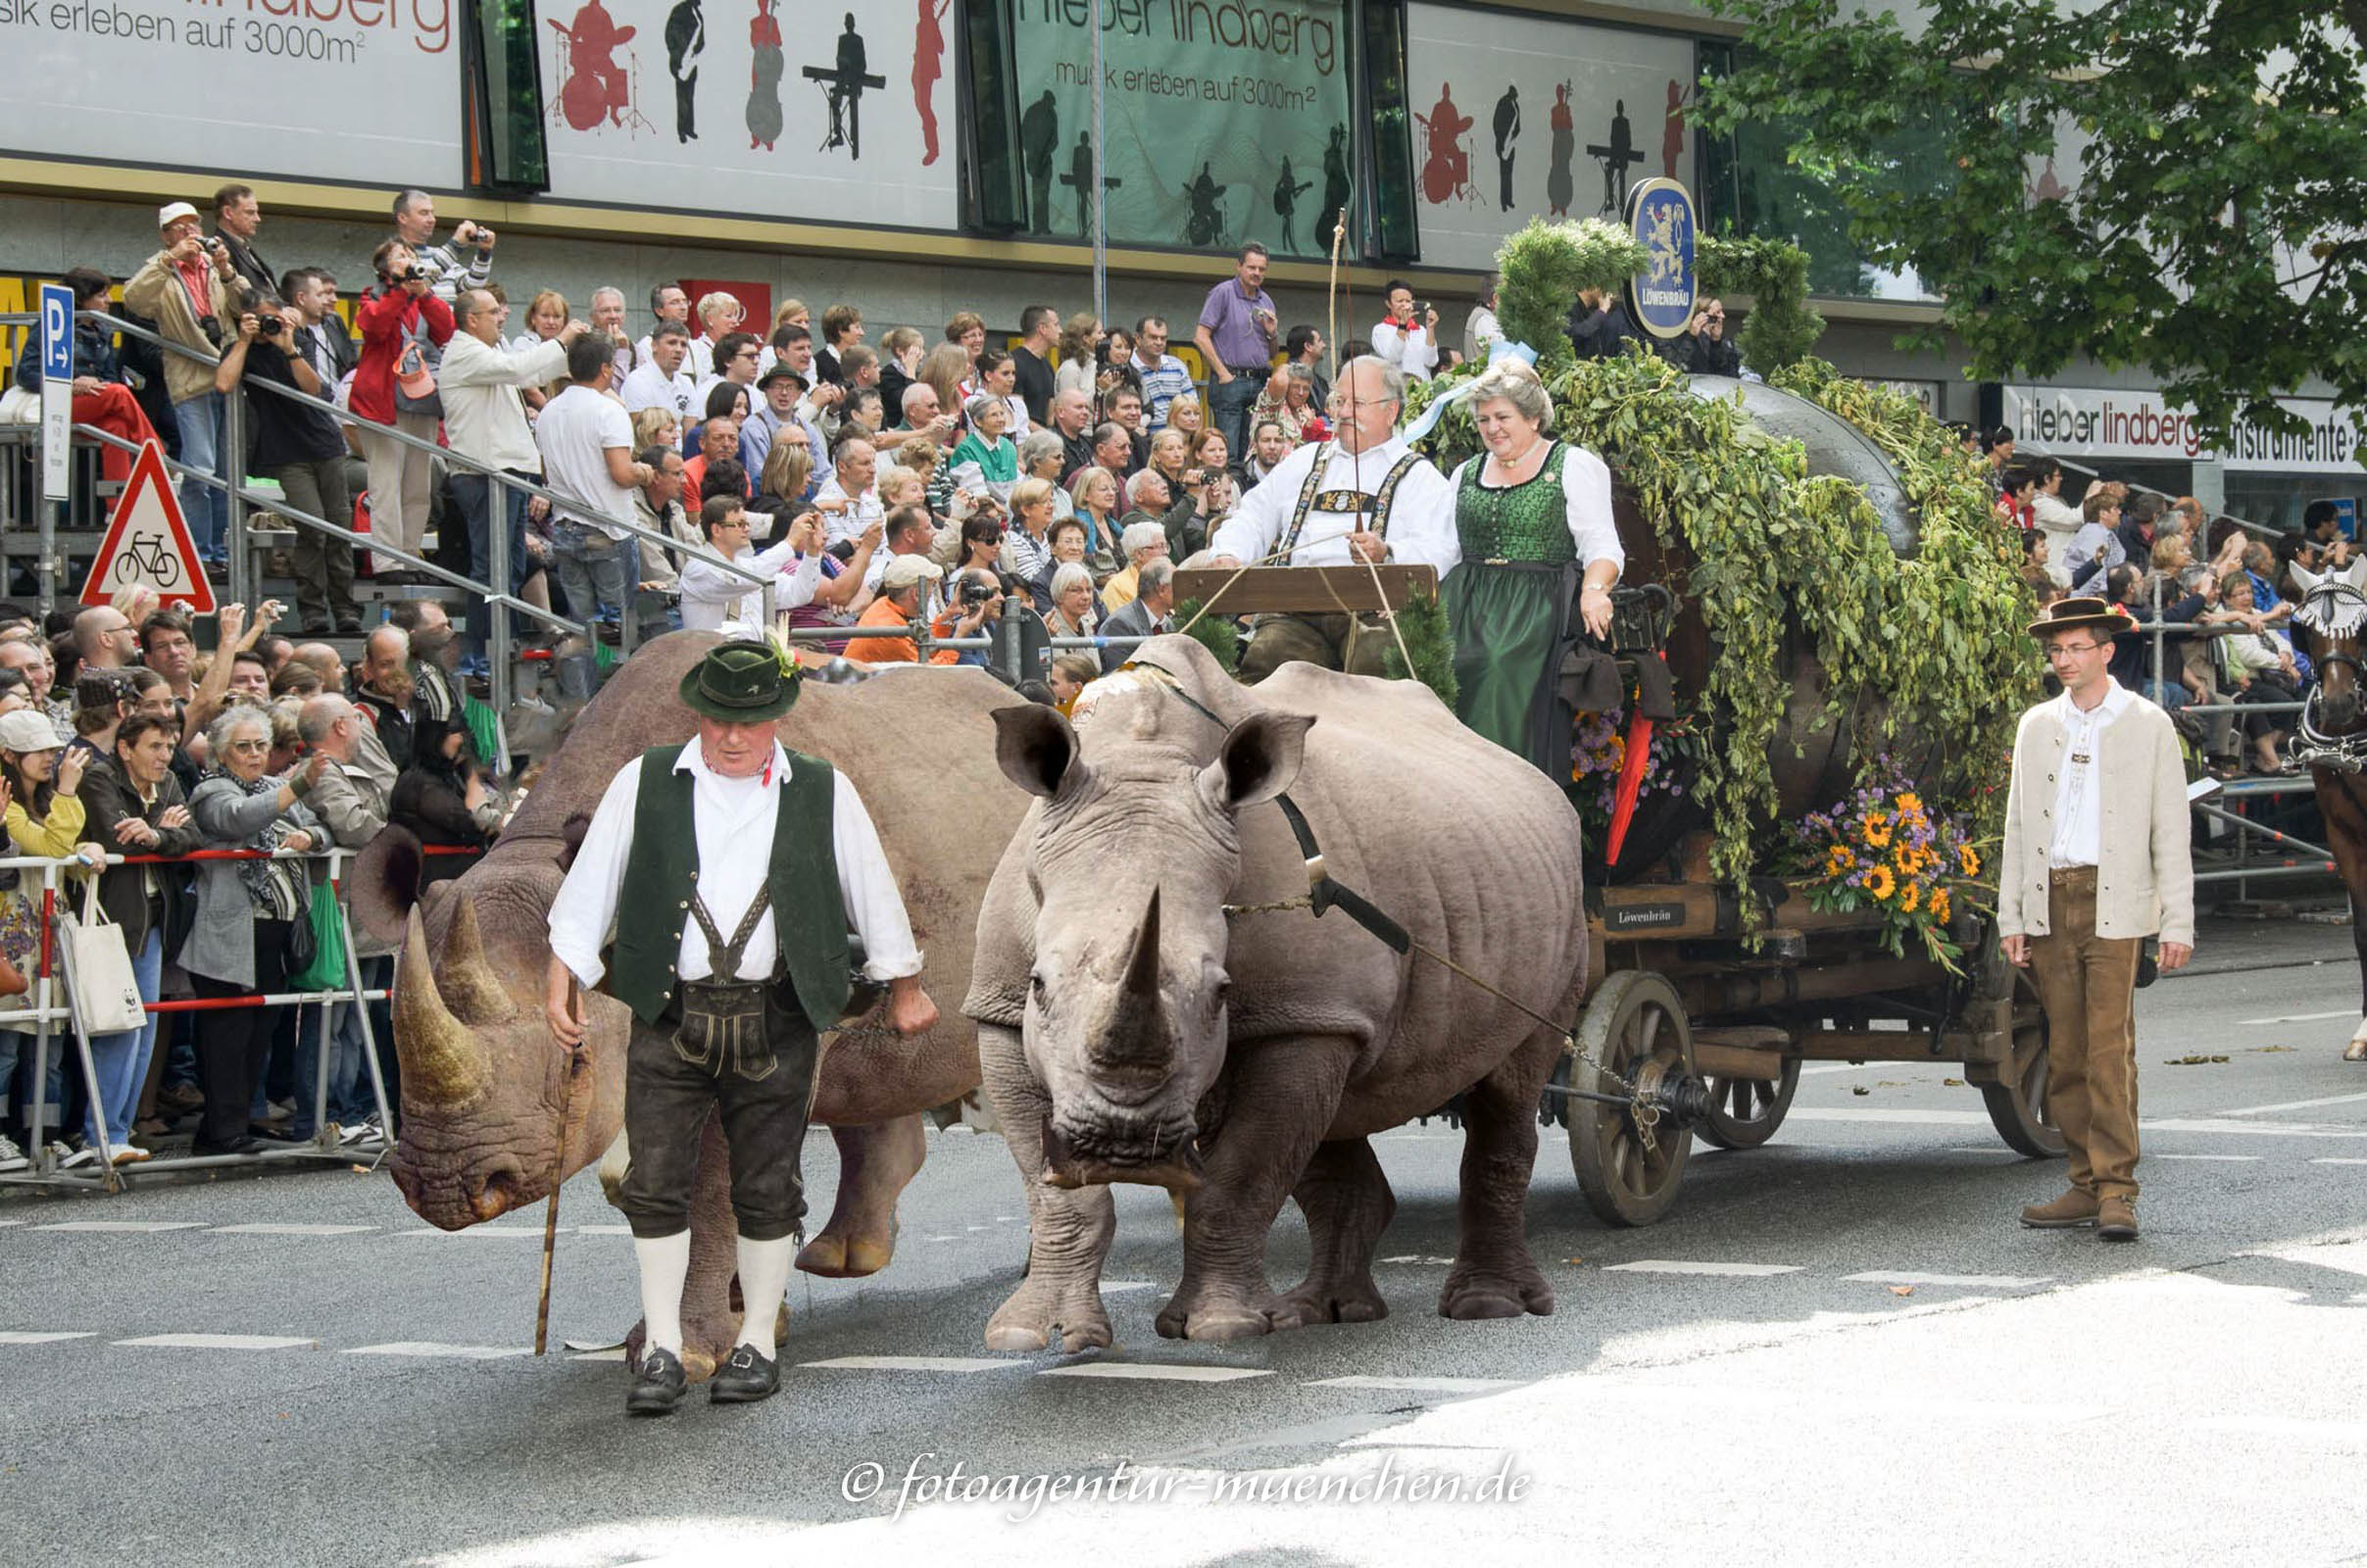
1786,763 -> 1988,968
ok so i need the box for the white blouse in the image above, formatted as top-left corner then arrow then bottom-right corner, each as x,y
1449,443 -> 1625,570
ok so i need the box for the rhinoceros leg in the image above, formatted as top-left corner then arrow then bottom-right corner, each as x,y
977,1023 -> 1117,1352
620,1111 -> 776,1382
1156,1035 -> 1357,1343
1280,1136 -> 1396,1324
798,1115 -> 927,1278
1438,1022 -> 1561,1321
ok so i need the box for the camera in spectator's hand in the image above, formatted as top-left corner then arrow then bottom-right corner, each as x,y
959,576 -> 999,608
388,263 -> 419,284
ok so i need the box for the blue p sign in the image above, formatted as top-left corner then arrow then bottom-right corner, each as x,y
39,282 -> 74,383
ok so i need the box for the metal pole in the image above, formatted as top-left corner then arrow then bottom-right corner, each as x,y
1091,0 -> 1108,323
28,865 -> 52,1166
42,497 -> 61,622
223,388 -> 249,611
490,471 -> 515,729
338,893 -> 397,1142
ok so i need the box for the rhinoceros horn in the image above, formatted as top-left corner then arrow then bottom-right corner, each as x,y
395,907 -> 491,1108
436,897 -> 518,1025
1095,885 -> 1171,1075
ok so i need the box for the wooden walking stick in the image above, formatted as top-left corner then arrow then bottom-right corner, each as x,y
535,978 -> 585,1356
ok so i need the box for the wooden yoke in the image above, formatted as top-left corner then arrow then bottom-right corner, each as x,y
1172,564 -> 1440,618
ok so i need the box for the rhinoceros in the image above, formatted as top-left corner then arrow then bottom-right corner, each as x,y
962,633 -> 1589,1348
362,631 -> 1029,1378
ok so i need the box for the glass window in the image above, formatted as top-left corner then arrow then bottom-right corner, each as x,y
1360,0 -> 1417,264
469,0 -> 550,192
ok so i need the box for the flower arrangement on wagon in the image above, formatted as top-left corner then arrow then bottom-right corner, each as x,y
1568,703 -> 1702,830
1784,762 -> 1989,967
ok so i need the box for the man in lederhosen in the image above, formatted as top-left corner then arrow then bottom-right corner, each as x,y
1205,356 -> 1457,682
544,641 -> 935,1414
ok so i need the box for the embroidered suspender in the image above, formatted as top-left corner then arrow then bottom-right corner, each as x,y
1278,445 -> 1429,558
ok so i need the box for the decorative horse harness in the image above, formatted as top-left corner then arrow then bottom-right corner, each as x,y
2293,577 -> 2367,773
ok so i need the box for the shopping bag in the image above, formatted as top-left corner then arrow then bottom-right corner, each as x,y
290,879 -> 349,994
62,880 -> 145,1036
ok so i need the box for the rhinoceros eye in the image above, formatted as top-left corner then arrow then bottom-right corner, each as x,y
1028,971 -> 1048,1005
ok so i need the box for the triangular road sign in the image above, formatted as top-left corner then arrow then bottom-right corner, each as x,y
81,439 -> 215,612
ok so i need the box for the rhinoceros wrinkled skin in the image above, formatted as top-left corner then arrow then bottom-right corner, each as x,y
370,631 -> 1030,1378
963,634 -> 1590,1350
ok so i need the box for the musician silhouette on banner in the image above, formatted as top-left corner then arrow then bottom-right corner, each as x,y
912,0 -> 951,167
1059,131 -> 1121,239
1021,90 -> 1060,233
1317,122 -> 1350,249
1414,82 -> 1472,206
665,0 -> 704,143
747,0 -> 783,150
1547,82 -> 1574,216
550,0 -> 637,132
1185,163 -> 1229,248
1493,84 -> 1519,212
1272,157 -> 1312,250
1663,79 -> 1687,178
1586,99 -> 1646,215
806,14 -> 885,158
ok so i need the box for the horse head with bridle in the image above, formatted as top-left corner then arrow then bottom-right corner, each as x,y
2284,554 -> 2367,1060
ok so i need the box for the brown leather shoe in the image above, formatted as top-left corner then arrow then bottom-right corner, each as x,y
2096,1196 -> 2139,1242
2020,1188 -> 2099,1228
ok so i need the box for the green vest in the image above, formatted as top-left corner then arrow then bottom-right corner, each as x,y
1453,441 -> 1578,564
607,745 -> 854,1028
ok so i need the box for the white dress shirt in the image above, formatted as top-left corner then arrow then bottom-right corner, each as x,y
618,361 -> 699,416
2047,682 -> 2132,868
1447,447 -> 1625,570
815,477 -> 885,547
1371,319 -> 1439,380
437,331 -> 567,473
1210,434 -> 1458,573
678,541 -> 821,632
548,736 -> 922,989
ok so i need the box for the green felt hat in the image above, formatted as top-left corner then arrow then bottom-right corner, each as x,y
678,639 -> 800,722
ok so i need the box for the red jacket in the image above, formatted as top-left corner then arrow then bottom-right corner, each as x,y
351,290 -> 456,425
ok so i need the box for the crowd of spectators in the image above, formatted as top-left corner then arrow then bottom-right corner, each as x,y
0,591 -> 490,1174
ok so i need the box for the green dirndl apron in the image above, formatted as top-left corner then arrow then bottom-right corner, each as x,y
1444,442 -> 1582,776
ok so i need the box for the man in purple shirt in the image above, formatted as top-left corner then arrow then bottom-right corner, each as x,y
1195,241 -> 1279,463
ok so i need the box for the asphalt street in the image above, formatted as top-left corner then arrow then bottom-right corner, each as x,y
4,914 -> 2365,1567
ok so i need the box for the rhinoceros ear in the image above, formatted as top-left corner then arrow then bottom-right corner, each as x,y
1200,710 -> 1314,811
993,704 -> 1080,799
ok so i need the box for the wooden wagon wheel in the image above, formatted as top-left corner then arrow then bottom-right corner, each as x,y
1568,969 -> 1694,1226
1697,1057 -> 1800,1151
1981,973 -> 2066,1158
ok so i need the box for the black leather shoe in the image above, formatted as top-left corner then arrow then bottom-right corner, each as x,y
707,1345 -> 779,1404
625,1348 -> 687,1417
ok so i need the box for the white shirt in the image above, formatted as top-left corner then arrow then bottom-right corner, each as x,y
2046,682 -> 2132,868
1210,434 -> 1457,573
618,361 -> 699,416
534,384 -> 639,541
1371,319 -> 1439,381
679,540 -> 820,632
549,737 -> 922,989
815,477 -> 884,547
685,334 -> 717,383
437,331 -> 567,473
1465,305 -> 1504,356
1447,446 -> 1624,570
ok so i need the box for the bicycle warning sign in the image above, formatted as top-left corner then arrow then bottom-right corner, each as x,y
81,440 -> 215,612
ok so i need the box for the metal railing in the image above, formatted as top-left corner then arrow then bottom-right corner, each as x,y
2,310 -> 782,720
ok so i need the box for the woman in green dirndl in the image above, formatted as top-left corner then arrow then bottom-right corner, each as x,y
1443,359 -> 1624,775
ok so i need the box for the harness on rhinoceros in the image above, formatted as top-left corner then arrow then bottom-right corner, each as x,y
1116,657 -> 1703,1152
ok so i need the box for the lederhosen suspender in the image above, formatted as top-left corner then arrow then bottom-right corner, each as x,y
673,885 -> 779,1080
1279,444 -> 1430,558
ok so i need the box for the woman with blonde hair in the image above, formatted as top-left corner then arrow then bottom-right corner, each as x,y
630,407 -> 682,455
918,342 -> 973,426
1003,475 -> 1060,610
759,440 -> 815,514
771,297 -> 810,333
1054,313 -> 1102,398
1442,359 -> 1625,773
1045,562 -> 1099,640
1067,466 -> 1124,579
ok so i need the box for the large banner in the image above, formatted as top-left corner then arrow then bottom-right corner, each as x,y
536,0 -> 957,229
0,0 -> 463,187
1403,4 -> 1697,272
1007,0 -> 1352,259
2002,384 -> 2365,476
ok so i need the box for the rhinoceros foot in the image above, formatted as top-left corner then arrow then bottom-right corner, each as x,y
796,1223 -> 896,1279
1437,1261 -> 1555,1321
1280,1275 -> 1389,1325
985,1273 -> 1113,1353
1154,1281 -> 1307,1342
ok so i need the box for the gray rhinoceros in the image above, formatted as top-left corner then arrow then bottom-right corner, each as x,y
963,633 -> 1589,1348
363,631 -> 1029,1379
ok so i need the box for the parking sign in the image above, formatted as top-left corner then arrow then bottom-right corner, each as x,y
39,281 -> 73,502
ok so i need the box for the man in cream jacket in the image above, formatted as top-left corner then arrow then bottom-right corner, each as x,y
1999,596 -> 2195,1243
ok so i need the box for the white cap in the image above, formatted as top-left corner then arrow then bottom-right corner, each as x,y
157,201 -> 200,229
0,710 -> 67,754
880,555 -> 943,592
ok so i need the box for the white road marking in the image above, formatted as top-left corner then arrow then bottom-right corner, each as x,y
1793,1107 -> 2367,1140
1946,1147 -> 2023,1156
117,1333 -> 318,1350
35,1220 -> 206,1233
923,1235 -> 957,1242
346,1343 -> 530,1359
803,1355 -> 1015,1373
1800,1062 -> 1885,1076
2150,1152 -> 2262,1162
401,1225 -> 562,1237
0,1331 -> 94,1345
571,1348 -> 628,1361
1845,1271 -> 2052,1290
208,1223 -> 378,1236
1040,1362 -> 1272,1382
0,1220 -> 24,1228
575,1224 -> 635,1236
1307,1375 -> 1521,1394
1786,1108 -> 1994,1126
2220,1090 -> 2367,1117
1605,1260 -> 1803,1277
1376,1254 -> 1456,1266
2311,1157 -> 2367,1165
2234,1008 -> 2357,1025
1100,1281 -> 1159,1293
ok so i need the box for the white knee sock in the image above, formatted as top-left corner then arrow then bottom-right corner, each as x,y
734,1234 -> 796,1355
634,1232 -> 692,1357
